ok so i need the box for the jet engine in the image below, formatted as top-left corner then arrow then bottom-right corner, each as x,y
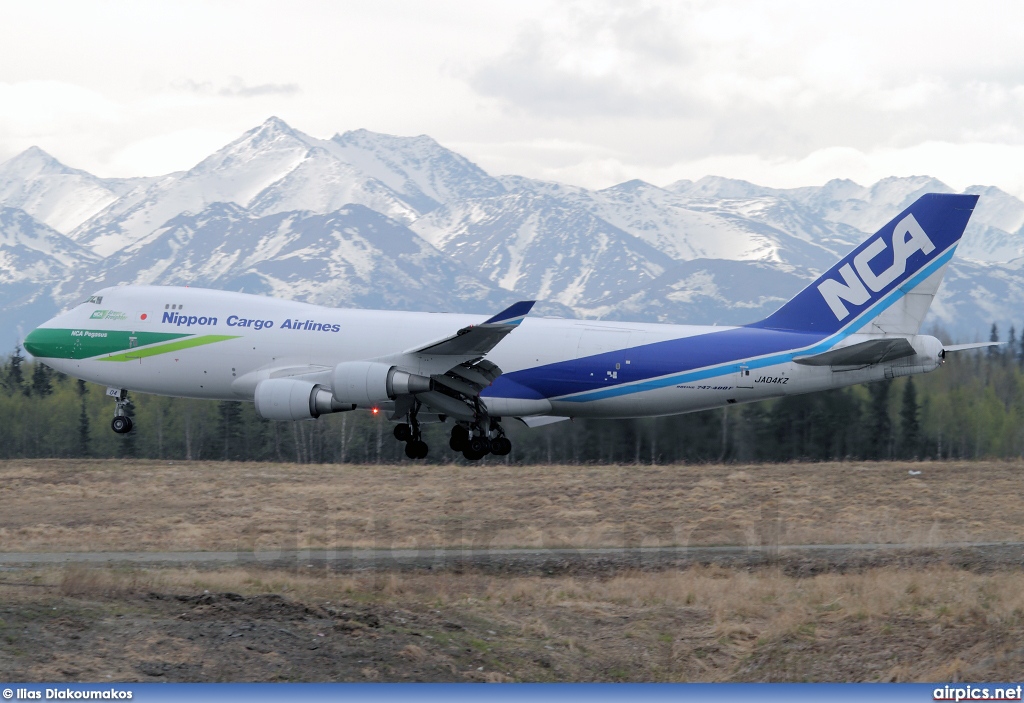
331,361 -> 432,407
254,378 -> 354,421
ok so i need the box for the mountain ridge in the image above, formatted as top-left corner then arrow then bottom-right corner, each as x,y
0,116 -> 1021,349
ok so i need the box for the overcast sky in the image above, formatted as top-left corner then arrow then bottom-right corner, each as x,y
2,0 -> 1024,195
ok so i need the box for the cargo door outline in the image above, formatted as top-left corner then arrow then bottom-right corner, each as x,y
126,335 -> 141,362
737,364 -> 754,389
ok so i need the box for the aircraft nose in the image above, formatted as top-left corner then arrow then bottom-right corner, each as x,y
23,326 -> 56,358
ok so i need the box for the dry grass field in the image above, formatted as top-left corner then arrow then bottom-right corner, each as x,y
2,564 -> 1024,682
0,459 -> 1023,552
3,458 -> 1024,682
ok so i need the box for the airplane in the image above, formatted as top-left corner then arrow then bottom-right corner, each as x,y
24,193 -> 993,461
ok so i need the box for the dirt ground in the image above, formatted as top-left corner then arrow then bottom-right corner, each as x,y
2,565 -> 1024,682
1,459 -> 1022,552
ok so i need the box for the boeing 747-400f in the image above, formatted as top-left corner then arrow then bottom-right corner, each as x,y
24,193 -> 991,460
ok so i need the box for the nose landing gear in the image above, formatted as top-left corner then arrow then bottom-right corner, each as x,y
109,388 -> 133,434
111,415 -> 133,434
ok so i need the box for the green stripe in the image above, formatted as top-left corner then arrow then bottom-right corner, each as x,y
98,335 -> 241,361
24,329 -> 191,360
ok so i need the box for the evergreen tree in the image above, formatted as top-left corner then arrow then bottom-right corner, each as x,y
1019,323 -> 1024,368
1009,327 -> 1017,365
989,323 -> 1000,358
31,362 -> 53,397
900,378 -> 920,458
866,379 -> 893,460
6,345 -> 26,396
218,400 -> 243,461
76,379 -> 90,457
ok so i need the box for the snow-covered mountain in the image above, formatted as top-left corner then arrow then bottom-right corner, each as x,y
328,129 -> 506,212
0,207 -> 101,345
70,203 -> 519,314
412,189 -> 672,306
1,116 -> 1022,353
0,147 -> 155,234
72,119 -> 399,256
0,207 -> 99,282
590,258 -> 806,326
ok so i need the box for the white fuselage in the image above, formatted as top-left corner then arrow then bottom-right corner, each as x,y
27,285 -> 938,420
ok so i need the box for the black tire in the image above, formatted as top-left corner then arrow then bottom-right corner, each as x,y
124,417 -> 133,433
405,440 -> 428,459
468,435 -> 490,455
111,416 -> 130,434
394,423 -> 411,441
449,425 -> 468,452
462,448 -> 485,461
491,437 -> 512,456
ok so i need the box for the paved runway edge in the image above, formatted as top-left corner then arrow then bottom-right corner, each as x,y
2,542 -> 1023,574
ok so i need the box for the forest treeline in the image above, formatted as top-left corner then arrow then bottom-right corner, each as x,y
2,324 -> 1023,464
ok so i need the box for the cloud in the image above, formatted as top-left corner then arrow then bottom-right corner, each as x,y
0,78 -> 299,177
0,81 -> 121,136
174,76 -> 300,98
106,128 -> 239,176
465,2 -> 1024,161
3,1 -> 1024,199
468,5 -> 696,118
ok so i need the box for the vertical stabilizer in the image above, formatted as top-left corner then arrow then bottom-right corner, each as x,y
749,193 -> 978,335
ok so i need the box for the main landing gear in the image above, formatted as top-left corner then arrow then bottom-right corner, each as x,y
448,420 -> 511,461
391,404 -> 513,462
394,407 -> 428,459
109,388 -> 133,434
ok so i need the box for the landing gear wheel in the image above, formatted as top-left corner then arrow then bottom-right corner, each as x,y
462,448 -> 485,461
449,425 -> 469,452
405,440 -> 429,459
491,436 -> 512,456
468,435 -> 491,455
111,416 -> 132,434
394,423 -> 412,441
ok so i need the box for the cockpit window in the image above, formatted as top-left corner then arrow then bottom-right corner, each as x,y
85,295 -> 103,305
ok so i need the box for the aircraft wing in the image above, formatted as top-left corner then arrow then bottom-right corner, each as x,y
408,301 -> 535,357
384,301 -> 535,420
794,338 -> 916,366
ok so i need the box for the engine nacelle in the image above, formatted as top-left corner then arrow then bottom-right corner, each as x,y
254,378 -> 354,421
331,361 -> 432,407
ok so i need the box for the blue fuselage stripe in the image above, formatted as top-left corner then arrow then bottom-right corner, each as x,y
486,244 -> 956,404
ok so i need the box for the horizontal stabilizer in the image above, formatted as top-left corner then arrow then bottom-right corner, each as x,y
794,338 -> 916,366
944,341 -> 1005,353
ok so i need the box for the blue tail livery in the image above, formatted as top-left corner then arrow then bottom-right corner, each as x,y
751,193 -> 978,334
